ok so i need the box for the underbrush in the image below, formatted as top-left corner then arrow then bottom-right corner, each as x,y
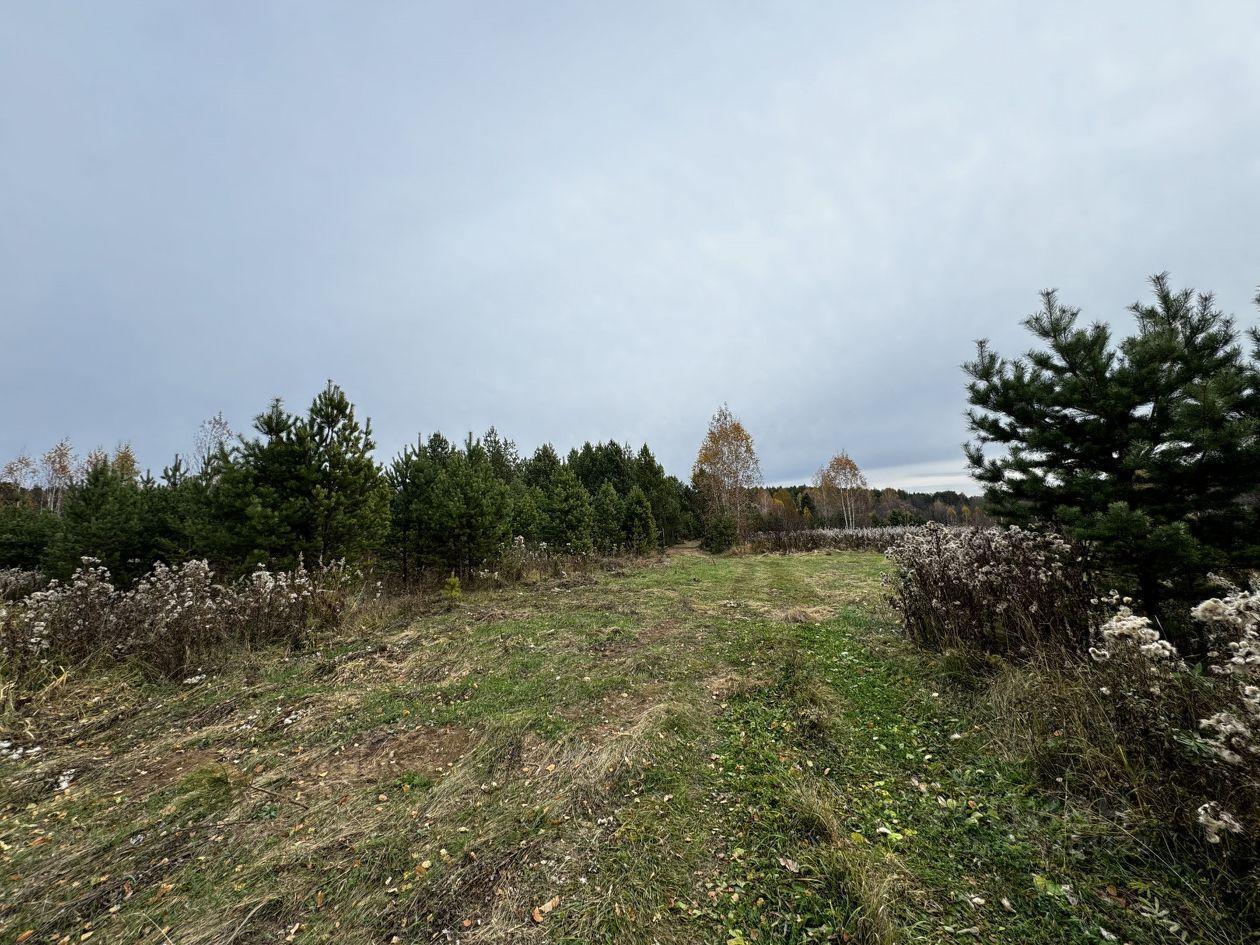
745,525 -> 927,555
386,537 -> 650,593
887,523 -> 1260,895
1,557 -> 356,703
477,536 -> 642,585
1,544 -> 654,716
886,522 -> 1096,655
981,640 -> 1260,924
0,568 -> 45,601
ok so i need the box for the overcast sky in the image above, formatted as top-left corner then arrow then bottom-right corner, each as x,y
3,3 -> 1259,493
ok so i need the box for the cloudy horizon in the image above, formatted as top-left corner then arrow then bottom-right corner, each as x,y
4,3 -> 1259,494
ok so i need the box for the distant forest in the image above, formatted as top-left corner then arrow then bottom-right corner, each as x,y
753,485 -> 988,530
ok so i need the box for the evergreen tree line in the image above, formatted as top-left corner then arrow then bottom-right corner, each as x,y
0,383 -> 698,584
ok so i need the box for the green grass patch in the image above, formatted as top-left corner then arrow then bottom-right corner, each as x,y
0,551 -> 1246,944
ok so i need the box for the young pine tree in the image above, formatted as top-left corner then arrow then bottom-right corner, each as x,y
633,444 -> 686,545
46,463 -> 147,582
385,439 -> 432,583
542,465 -> 593,554
210,386 -> 387,571
481,427 -> 520,483
965,274 -> 1260,628
0,502 -> 58,570
521,444 -> 562,493
591,481 -> 624,555
427,451 -> 512,574
209,398 -> 312,570
622,484 -> 659,554
305,382 -> 389,564
508,481 -> 545,544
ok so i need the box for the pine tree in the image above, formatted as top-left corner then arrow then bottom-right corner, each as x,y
209,398 -> 311,569
622,484 -> 659,554
0,502 -> 58,570
521,444 -> 562,493
591,481 -> 623,555
210,385 -> 387,571
305,381 -> 389,564
45,463 -> 147,581
426,432 -> 455,466
632,444 -> 687,545
482,427 -> 520,483
965,274 -> 1260,624
428,451 -> 511,574
569,441 -> 636,496
508,481 -> 545,543
542,465 -> 593,554
386,439 -> 431,583
148,460 -> 212,565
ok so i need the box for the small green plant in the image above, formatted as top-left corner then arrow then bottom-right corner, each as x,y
441,573 -> 462,606
386,771 -> 435,795
169,764 -> 241,818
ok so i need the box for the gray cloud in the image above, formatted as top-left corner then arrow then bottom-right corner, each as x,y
3,2 -> 1258,493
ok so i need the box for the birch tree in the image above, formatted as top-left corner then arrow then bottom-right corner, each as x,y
820,452 -> 869,529
39,438 -> 79,514
692,404 -> 762,537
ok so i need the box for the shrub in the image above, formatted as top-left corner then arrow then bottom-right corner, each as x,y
0,568 -> 45,602
491,535 -> 594,585
700,512 -> 738,554
886,523 -> 1095,656
987,580 -> 1260,868
1091,579 -> 1260,848
1,556 -> 355,696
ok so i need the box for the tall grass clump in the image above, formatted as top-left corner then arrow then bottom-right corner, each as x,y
1,557 -> 356,702
886,523 -> 1096,656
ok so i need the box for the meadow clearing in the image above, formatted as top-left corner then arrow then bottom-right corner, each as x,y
2,550 -> 1242,945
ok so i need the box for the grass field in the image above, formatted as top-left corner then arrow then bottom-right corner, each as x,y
1,551 -> 1244,944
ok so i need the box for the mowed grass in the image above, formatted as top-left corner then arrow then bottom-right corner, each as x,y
0,552 -> 1244,944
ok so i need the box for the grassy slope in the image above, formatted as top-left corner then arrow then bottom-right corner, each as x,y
0,552 -> 1243,944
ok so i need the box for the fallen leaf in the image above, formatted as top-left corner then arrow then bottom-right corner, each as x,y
532,896 -> 560,923
777,856 -> 800,873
